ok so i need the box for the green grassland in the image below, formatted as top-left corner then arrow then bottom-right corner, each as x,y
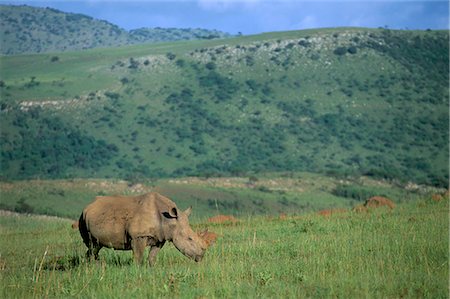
1,28 -> 449,186
0,174 -> 434,220
0,196 -> 447,298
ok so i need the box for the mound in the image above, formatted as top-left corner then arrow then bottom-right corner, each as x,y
198,229 -> 219,248
364,196 -> 395,210
207,215 -> 238,224
432,190 -> 449,202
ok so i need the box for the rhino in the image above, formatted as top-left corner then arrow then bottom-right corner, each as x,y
78,192 -> 207,265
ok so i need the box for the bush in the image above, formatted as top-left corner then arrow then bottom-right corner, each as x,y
128,58 -> 139,69
332,184 -> 383,201
348,46 -> 358,54
205,62 -> 216,70
15,198 -> 34,214
176,59 -> 185,67
333,47 -> 347,56
298,40 -> 311,47
105,91 -> 120,100
166,52 -> 176,60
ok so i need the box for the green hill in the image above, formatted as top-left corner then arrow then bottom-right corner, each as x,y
0,28 -> 448,186
0,5 -> 231,55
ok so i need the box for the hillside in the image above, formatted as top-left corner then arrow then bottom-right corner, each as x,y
0,5 -> 231,55
0,28 -> 448,186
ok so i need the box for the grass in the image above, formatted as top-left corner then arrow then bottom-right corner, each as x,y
0,196 -> 447,298
0,174 -> 429,219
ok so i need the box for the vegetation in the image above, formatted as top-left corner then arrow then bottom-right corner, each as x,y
0,5 -> 232,55
1,27 -> 448,186
0,196 -> 447,298
1,8 -> 447,297
0,175 -> 439,219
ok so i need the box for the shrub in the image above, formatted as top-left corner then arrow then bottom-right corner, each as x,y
298,40 -> 311,47
15,198 -> 34,214
166,52 -> 176,60
128,58 -> 139,69
176,59 -> 185,67
348,46 -> 358,54
332,184 -> 381,201
245,55 -> 255,66
205,62 -> 216,70
105,91 -> 120,100
333,47 -> 347,56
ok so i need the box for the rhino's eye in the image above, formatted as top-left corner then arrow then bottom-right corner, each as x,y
188,237 -> 193,241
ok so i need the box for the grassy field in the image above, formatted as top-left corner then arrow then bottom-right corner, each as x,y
0,195 -> 447,298
0,174 -> 430,219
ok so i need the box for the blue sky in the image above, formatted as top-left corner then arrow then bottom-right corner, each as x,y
1,1 -> 448,35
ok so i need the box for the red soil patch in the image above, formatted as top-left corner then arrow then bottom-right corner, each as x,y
432,194 -> 443,202
364,196 -> 395,210
198,229 -> 219,248
432,190 -> 449,202
317,208 -> 347,217
207,215 -> 238,224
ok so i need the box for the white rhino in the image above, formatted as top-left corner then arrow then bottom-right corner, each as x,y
78,192 -> 207,265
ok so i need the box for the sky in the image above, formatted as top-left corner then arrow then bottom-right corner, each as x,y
1,0 -> 448,35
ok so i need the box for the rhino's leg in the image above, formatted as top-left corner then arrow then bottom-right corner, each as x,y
86,245 -> 102,261
148,242 -> 165,266
131,237 -> 147,265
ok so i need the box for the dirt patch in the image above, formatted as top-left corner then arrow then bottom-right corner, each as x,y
207,214 -> 238,224
364,196 -> 395,210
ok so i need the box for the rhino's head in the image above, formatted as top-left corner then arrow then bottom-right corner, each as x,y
162,207 -> 207,262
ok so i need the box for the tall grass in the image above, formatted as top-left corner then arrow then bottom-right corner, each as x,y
1,197 -> 447,298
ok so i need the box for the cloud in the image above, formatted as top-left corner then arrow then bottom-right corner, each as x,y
296,15 -> 318,29
196,0 -> 262,12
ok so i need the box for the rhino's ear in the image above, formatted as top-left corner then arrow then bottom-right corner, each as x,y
162,207 -> 178,219
184,206 -> 192,217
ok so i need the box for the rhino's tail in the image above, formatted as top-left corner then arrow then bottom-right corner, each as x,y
78,212 -> 90,248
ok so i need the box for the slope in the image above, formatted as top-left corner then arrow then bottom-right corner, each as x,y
0,4 -> 231,55
0,28 -> 448,186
